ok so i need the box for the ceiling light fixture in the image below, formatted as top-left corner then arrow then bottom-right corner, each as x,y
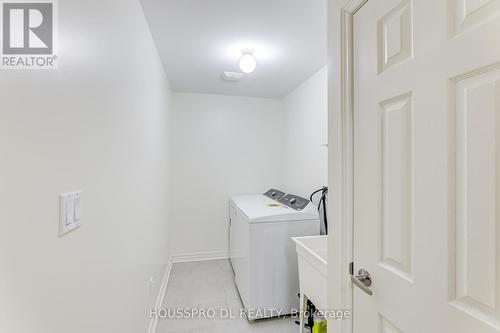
239,49 -> 257,74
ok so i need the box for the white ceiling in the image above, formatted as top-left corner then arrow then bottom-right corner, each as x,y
140,0 -> 327,98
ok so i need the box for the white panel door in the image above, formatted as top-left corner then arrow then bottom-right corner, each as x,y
353,0 -> 500,332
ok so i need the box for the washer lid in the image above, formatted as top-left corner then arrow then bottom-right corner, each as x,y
231,194 -> 319,223
230,194 -> 275,208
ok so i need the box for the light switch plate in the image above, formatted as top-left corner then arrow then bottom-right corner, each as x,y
59,191 -> 82,236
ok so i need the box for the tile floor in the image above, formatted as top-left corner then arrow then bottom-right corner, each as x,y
156,259 -> 299,333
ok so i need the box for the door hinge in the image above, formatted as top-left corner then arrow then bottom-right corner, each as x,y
349,262 -> 354,275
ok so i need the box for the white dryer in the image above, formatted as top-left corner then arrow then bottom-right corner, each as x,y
229,189 -> 320,320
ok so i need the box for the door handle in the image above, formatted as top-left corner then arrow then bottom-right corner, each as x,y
351,269 -> 373,296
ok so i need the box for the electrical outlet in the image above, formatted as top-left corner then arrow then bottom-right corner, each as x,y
59,191 -> 83,236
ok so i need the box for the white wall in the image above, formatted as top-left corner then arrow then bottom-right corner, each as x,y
169,93 -> 283,255
168,68 -> 327,256
0,1 -> 171,333
281,67 -> 328,198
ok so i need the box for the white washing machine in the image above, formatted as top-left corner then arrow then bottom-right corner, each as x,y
229,189 -> 320,320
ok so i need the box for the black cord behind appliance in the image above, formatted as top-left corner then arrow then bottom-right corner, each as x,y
310,187 -> 328,234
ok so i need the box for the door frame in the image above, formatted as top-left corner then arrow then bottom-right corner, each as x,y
327,1 -> 367,333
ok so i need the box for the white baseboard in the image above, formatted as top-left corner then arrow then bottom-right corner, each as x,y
147,251 -> 229,333
147,257 -> 173,333
171,250 -> 229,263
